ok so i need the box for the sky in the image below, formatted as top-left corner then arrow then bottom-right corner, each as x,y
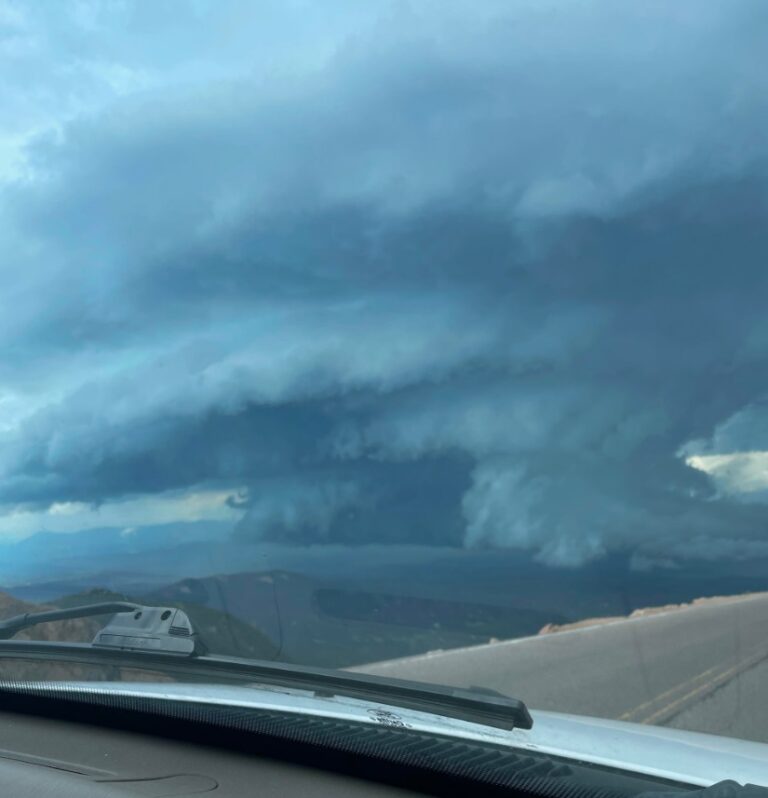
1,0 -> 768,567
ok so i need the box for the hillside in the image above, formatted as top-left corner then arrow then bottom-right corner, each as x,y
0,584 -> 279,682
55,587 -> 279,660
146,570 -> 568,668
0,590 -> 116,681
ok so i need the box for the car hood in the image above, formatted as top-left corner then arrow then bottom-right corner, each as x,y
60,680 -> 768,788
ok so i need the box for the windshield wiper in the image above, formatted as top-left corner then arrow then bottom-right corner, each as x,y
0,601 -> 203,655
0,602 -> 533,731
0,602 -> 139,640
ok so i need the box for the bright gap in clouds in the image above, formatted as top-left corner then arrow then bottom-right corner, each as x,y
685,452 -> 768,496
0,486 -> 245,542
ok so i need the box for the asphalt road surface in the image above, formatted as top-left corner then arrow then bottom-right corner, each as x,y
352,593 -> 768,743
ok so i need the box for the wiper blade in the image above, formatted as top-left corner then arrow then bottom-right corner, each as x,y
0,603 -> 532,730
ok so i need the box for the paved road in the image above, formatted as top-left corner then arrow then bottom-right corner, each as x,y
352,594 -> 768,742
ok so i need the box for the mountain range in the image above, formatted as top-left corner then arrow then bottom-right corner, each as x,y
5,522 -> 768,669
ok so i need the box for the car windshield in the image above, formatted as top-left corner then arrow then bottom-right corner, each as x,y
1,0 -> 767,757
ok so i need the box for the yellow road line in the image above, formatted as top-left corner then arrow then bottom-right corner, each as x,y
619,662 -> 722,722
625,647 -> 768,726
641,658 -> 749,725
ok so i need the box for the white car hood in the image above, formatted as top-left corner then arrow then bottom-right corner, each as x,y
61,680 -> 768,788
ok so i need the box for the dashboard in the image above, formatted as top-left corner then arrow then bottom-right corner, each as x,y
0,707 -> 422,798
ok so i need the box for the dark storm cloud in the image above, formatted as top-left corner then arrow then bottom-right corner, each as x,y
1,0 -> 768,564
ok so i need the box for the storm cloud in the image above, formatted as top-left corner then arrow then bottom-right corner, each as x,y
1,0 -> 768,565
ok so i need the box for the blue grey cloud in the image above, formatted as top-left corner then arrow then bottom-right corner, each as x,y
1,0 -> 768,565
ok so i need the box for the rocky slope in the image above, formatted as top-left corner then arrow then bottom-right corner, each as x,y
0,590 -> 117,681
537,591 -> 768,635
0,586 -> 278,682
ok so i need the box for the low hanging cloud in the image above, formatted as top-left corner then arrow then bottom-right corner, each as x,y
1,1 -> 768,565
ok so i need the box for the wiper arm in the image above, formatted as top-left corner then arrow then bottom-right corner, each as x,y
0,602 -> 139,640
0,603 -> 532,730
0,601 -> 203,655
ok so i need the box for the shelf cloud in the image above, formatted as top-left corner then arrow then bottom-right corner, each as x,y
1,0 -> 768,566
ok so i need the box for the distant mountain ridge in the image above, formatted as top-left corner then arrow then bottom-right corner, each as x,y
0,520 -> 234,585
5,530 -> 768,672
145,569 -> 569,667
